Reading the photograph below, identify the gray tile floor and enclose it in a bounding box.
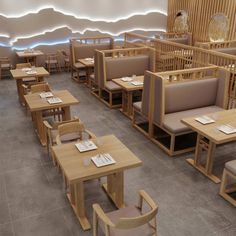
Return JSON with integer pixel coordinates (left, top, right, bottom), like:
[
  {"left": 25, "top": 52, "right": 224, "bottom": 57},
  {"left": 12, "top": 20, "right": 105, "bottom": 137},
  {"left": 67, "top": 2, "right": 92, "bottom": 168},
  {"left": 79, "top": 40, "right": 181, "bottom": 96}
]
[{"left": 0, "top": 73, "right": 235, "bottom": 236}]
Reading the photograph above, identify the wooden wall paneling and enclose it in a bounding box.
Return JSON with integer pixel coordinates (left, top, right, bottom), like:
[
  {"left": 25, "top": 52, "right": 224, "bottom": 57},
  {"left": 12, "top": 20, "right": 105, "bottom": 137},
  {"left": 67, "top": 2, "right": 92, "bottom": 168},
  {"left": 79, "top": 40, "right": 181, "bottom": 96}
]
[{"left": 167, "top": 0, "right": 236, "bottom": 43}]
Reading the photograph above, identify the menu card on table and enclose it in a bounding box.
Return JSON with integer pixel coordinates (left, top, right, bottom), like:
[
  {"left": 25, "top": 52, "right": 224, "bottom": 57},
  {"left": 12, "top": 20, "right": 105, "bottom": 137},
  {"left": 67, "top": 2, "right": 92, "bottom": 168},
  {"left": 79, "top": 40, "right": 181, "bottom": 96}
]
[
  {"left": 21, "top": 68, "right": 32, "bottom": 72},
  {"left": 121, "top": 77, "right": 133, "bottom": 82},
  {"left": 75, "top": 140, "right": 97, "bottom": 152},
  {"left": 217, "top": 124, "right": 236, "bottom": 134},
  {"left": 26, "top": 70, "right": 37, "bottom": 75},
  {"left": 131, "top": 81, "right": 143, "bottom": 86},
  {"left": 91, "top": 153, "right": 116, "bottom": 167},
  {"left": 47, "top": 97, "right": 62, "bottom": 104},
  {"left": 39, "top": 92, "right": 53, "bottom": 98},
  {"left": 195, "top": 116, "right": 215, "bottom": 125}
]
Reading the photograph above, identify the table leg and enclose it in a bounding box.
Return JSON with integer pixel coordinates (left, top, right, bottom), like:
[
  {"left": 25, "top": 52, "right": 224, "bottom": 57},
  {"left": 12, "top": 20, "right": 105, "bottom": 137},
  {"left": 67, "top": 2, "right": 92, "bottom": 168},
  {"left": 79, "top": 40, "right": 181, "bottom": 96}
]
[
  {"left": 62, "top": 106, "right": 71, "bottom": 120},
  {"left": 126, "top": 91, "right": 133, "bottom": 117},
  {"left": 121, "top": 90, "right": 128, "bottom": 113},
  {"left": 67, "top": 182, "right": 91, "bottom": 230},
  {"left": 35, "top": 111, "right": 46, "bottom": 146},
  {"left": 16, "top": 79, "right": 25, "bottom": 105},
  {"left": 205, "top": 141, "right": 216, "bottom": 175},
  {"left": 186, "top": 134, "right": 220, "bottom": 184},
  {"left": 103, "top": 171, "right": 125, "bottom": 208}
]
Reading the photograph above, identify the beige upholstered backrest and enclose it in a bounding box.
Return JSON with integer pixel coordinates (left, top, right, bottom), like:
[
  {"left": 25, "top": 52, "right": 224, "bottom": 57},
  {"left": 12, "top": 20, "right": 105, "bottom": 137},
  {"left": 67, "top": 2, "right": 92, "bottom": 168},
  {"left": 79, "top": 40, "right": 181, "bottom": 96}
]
[
  {"left": 74, "top": 43, "right": 111, "bottom": 60},
  {"left": 105, "top": 55, "right": 150, "bottom": 80},
  {"left": 164, "top": 78, "right": 219, "bottom": 113}
]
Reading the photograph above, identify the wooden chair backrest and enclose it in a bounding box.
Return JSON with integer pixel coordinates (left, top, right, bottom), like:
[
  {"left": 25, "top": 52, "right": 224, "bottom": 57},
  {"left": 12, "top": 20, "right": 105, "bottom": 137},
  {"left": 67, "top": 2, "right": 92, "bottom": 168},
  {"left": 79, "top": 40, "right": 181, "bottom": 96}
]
[
  {"left": 57, "top": 122, "right": 85, "bottom": 138},
  {"left": 16, "top": 63, "right": 31, "bottom": 69},
  {"left": 114, "top": 207, "right": 158, "bottom": 230},
  {"left": 30, "top": 83, "right": 51, "bottom": 93}
]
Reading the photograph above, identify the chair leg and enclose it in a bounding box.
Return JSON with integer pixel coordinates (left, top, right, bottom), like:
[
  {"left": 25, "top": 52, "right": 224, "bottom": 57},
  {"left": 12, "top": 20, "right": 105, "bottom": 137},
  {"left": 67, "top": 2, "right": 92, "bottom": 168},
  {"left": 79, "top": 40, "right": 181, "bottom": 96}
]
[
  {"left": 220, "top": 169, "right": 227, "bottom": 195},
  {"left": 93, "top": 211, "right": 98, "bottom": 236},
  {"left": 219, "top": 169, "right": 236, "bottom": 207}
]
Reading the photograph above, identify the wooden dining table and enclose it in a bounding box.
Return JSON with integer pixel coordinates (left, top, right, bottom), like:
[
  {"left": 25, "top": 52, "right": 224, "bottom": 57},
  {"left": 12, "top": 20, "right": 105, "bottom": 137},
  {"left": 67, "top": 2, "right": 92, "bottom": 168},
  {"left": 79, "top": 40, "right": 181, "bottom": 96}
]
[
  {"left": 182, "top": 109, "right": 236, "bottom": 183},
  {"left": 112, "top": 75, "right": 144, "bottom": 118},
  {"left": 52, "top": 134, "right": 142, "bottom": 230},
  {"left": 24, "top": 90, "right": 79, "bottom": 146},
  {"left": 78, "top": 58, "right": 94, "bottom": 87},
  {"left": 16, "top": 50, "right": 44, "bottom": 66},
  {"left": 11, "top": 67, "right": 49, "bottom": 105}
]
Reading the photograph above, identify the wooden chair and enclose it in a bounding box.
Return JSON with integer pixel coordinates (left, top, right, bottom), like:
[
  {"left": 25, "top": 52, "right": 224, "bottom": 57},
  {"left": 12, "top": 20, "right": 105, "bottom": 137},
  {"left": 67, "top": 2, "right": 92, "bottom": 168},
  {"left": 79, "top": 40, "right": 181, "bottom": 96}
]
[
  {"left": 58, "top": 50, "right": 70, "bottom": 72},
  {"left": 29, "top": 83, "right": 63, "bottom": 121},
  {"left": 43, "top": 116, "right": 81, "bottom": 160},
  {"left": 45, "top": 53, "right": 61, "bottom": 73},
  {"left": 16, "top": 63, "right": 37, "bottom": 84},
  {"left": 220, "top": 160, "right": 236, "bottom": 207},
  {"left": 56, "top": 121, "right": 96, "bottom": 145},
  {"left": 0, "top": 57, "right": 12, "bottom": 79},
  {"left": 93, "top": 190, "right": 158, "bottom": 236}
]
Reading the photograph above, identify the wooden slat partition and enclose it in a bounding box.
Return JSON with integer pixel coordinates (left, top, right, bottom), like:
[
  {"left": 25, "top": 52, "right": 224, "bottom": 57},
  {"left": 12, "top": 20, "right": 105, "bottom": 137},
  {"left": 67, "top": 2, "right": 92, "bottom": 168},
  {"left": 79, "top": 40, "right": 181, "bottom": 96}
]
[
  {"left": 124, "top": 32, "right": 236, "bottom": 108},
  {"left": 168, "top": 0, "right": 236, "bottom": 43},
  {"left": 195, "top": 40, "right": 236, "bottom": 50}
]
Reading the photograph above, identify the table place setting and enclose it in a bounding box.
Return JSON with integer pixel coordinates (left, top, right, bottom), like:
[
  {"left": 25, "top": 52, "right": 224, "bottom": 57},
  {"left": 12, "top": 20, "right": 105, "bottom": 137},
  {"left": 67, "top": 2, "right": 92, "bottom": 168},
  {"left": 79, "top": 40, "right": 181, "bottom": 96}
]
[
  {"left": 26, "top": 70, "right": 37, "bottom": 75},
  {"left": 217, "top": 124, "right": 236, "bottom": 135},
  {"left": 21, "top": 67, "right": 32, "bottom": 72},
  {"left": 47, "top": 97, "right": 63, "bottom": 104},
  {"left": 131, "top": 81, "right": 144, "bottom": 86},
  {"left": 75, "top": 140, "right": 98, "bottom": 152},
  {"left": 121, "top": 77, "right": 133, "bottom": 82},
  {"left": 195, "top": 115, "right": 215, "bottom": 124},
  {"left": 39, "top": 92, "right": 53, "bottom": 98},
  {"left": 91, "top": 153, "right": 116, "bottom": 167}
]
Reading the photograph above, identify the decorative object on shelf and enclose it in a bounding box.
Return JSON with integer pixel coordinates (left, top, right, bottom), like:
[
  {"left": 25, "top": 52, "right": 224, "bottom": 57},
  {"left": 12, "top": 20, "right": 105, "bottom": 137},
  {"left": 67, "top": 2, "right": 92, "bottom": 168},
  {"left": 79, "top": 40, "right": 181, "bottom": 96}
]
[{"left": 209, "top": 13, "right": 229, "bottom": 42}]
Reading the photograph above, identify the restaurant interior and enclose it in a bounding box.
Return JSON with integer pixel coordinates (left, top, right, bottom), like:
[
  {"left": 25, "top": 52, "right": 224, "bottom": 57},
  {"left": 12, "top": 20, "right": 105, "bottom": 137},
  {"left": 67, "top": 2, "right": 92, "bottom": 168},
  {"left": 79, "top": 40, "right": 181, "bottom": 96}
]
[{"left": 0, "top": 0, "right": 235, "bottom": 235}]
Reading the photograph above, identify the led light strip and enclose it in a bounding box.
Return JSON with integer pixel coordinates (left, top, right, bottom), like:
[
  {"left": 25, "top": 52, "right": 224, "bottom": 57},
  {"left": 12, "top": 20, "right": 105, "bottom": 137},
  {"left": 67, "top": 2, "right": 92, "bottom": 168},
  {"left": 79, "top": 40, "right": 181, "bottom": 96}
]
[{"left": 0, "top": 5, "right": 167, "bottom": 22}]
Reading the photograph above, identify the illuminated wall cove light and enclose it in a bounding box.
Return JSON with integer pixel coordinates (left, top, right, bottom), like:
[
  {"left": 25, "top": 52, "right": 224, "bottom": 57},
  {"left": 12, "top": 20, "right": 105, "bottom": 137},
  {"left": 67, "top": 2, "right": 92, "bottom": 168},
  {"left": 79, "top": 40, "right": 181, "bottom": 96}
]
[
  {"left": 0, "top": 6, "right": 167, "bottom": 50},
  {"left": 0, "top": 6, "right": 167, "bottom": 21}
]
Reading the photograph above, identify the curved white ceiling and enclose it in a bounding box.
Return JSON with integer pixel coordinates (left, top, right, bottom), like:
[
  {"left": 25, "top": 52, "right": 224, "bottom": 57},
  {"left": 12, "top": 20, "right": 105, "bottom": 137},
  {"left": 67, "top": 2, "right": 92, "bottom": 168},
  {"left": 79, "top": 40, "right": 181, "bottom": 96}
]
[
  {"left": 0, "top": 0, "right": 168, "bottom": 49},
  {"left": 0, "top": 0, "right": 167, "bottom": 20}
]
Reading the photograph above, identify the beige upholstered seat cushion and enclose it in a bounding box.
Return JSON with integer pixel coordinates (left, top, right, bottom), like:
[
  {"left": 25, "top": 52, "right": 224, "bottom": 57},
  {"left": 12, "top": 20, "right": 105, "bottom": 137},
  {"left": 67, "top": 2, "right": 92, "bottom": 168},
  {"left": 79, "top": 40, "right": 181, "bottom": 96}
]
[
  {"left": 225, "top": 160, "right": 236, "bottom": 175},
  {"left": 73, "top": 62, "right": 85, "bottom": 69},
  {"left": 105, "top": 81, "right": 122, "bottom": 91},
  {"left": 1, "top": 63, "right": 11, "bottom": 68},
  {"left": 163, "top": 106, "right": 224, "bottom": 133},
  {"left": 99, "top": 206, "right": 154, "bottom": 236},
  {"left": 133, "top": 101, "right": 142, "bottom": 111}
]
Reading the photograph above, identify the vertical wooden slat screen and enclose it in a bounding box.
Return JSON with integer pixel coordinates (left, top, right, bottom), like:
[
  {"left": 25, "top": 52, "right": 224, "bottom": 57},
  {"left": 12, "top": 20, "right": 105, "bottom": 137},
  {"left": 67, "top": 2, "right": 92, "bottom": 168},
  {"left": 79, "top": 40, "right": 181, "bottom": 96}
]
[{"left": 168, "top": 0, "right": 236, "bottom": 43}]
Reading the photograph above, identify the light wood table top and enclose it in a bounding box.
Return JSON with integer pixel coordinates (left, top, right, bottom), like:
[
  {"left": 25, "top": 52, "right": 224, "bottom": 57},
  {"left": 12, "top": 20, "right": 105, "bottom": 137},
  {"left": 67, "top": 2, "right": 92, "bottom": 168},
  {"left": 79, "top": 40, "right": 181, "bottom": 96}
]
[
  {"left": 10, "top": 67, "right": 49, "bottom": 80},
  {"left": 78, "top": 58, "right": 94, "bottom": 67},
  {"left": 16, "top": 50, "right": 44, "bottom": 58},
  {"left": 112, "top": 75, "right": 144, "bottom": 91},
  {"left": 52, "top": 135, "right": 142, "bottom": 183},
  {"left": 182, "top": 109, "right": 236, "bottom": 145},
  {"left": 24, "top": 90, "right": 79, "bottom": 112}
]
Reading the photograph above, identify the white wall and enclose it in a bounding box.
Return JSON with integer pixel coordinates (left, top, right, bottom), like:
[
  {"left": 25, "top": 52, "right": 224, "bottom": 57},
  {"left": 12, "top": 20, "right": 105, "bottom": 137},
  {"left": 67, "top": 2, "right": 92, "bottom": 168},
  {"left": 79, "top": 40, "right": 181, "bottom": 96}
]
[{"left": 0, "top": 0, "right": 168, "bottom": 63}]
